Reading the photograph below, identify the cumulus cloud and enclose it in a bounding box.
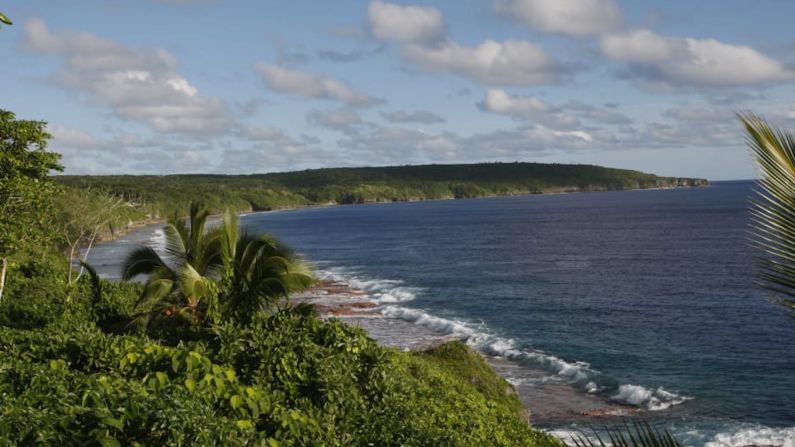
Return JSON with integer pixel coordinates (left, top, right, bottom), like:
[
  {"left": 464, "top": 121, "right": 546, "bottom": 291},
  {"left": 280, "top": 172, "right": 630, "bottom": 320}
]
[
  {"left": 463, "top": 126, "right": 594, "bottom": 157},
  {"left": 255, "top": 63, "right": 381, "bottom": 106},
  {"left": 49, "top": 125, "right": 102, "bottom": 151},
  {"left": 478, "top": 89, "right": 631, "bottom": 128},
  {"left": 495, "top": 0, "right": 622, "bottom": 36},
  {"left": 368, "top": 0, "right": 444, "bottom": 44},
  {"left": 24, "top": 18, "right": 235, "bottom": 136},
  {"left": 601, "top": 29, "right": 794, "bottom": 87},
  {"left": 479, "top": 89, "right": 549, "bottom": 115},
  {"left": 381, "top": 110, "right": 446, "bottom": 124},
  {"left": 403, "top": 39, "right": 561, "bottom": 86}
]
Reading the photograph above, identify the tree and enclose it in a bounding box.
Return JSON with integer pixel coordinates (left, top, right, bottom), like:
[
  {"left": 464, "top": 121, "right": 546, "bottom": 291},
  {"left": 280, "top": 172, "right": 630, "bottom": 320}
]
[
  {"left": 121, "top": 202, "right": 313, "bottom": 329},
  {"left": 55, "top": 188, "right": 127, "bottom": 289},
  {"left": 741, "top": 113, "right": 795, "bottom": 310},
  {"left": 122, "top": 202, "right": 220, "bottom": 327},
  {"left": 216, "top": 210, "right": 314, "bottom": 325},
  {"left": 0, "top": 109, "right": 63, "bottom": 303}
]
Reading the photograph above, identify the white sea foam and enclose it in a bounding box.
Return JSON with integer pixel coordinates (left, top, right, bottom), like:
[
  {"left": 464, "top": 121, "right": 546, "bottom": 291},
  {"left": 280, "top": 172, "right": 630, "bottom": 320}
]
[
  {"left": 381, "top": 305, "right": 596, "bottom": 382},
  {"left": 610, "top": 384, "right": 691, "bottom": 411},
  {"left": 381, "top": 303, "right": 696, "bottom": 412},
  {"left": 704, "top": 426, "right": 795, "bottom": 447},
  {"left": 324, "top": 267, "right": 694, "bottom": 413},
  {"left": 317, "top": 268, "right": 421, "bottom": 304}
]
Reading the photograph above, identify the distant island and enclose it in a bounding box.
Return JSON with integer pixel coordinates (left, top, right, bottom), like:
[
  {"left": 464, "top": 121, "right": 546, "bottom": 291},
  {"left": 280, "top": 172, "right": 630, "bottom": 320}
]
[{"left": 57, "top": 162, "right": 708, "bottom": 219}]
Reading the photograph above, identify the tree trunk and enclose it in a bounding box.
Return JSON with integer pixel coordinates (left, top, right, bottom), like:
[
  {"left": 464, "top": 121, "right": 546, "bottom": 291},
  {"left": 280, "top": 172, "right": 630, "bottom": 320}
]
[
  {"left": 0, "top": 257, "right": 7, "bottom": 305},
  {"left": 76, "top": 230, "right": 98, "bottom": 282},
  {"left": 67, "top": 241, "right": 77, "bottom": 287}
]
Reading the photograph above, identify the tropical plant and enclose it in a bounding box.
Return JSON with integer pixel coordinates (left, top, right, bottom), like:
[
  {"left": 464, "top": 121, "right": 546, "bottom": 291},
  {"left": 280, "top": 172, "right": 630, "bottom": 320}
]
[
  {"left": 570, "top": 421, "right": 682, "bottom": 447},
  {"left": 217, "top": 210, "right": 314, "bottom": 325},
  {"left": 121, "top": 203, "right": 313, "bottom": 328},
  {"left": 741, "top": 113, "right": 795, "bottom": 310},
  {"left": 121, "top": 202, "right": 219, "bottom": 327}
]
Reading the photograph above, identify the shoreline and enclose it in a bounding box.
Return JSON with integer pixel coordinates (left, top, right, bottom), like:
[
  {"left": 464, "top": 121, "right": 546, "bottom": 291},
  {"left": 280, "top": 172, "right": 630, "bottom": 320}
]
[
  {"left": 102, "top": 182, "right": 711, "bottom": 242},
  {"left": 87, "top": 184, "right": 707, "bottom": 427},
  {"left": 293, "top": 277, "right": 641, "bottom": 425}
]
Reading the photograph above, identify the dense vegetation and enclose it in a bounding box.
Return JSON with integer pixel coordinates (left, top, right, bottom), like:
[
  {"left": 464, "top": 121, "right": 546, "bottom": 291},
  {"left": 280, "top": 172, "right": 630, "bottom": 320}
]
[
  {"left": 57, "top": 163, "right": 707, "bottom": 220},
  {"left": 1, "top": 109, "right": 561, "bottom": 445}
]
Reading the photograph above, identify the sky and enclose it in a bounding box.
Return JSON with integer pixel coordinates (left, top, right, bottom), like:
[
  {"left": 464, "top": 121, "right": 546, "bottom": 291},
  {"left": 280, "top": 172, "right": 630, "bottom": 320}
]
[{"left": 2, "top": 1, "right": 795, "bottom": 180}]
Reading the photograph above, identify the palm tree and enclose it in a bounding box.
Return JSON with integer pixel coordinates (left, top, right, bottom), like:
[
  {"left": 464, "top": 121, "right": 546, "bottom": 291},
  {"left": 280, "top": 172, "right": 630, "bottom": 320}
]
[
  {"left": 122, "top": 203, "right": 314, "bottom": 328},
  {"left": 741, "top": 113, "right": 795, "bottom": 310},
  {"left": 122, "top": 202, "right": 221, "bottom": 326},
  {"left": 217, "top": 210, "right": 315, "bottom": 325}
]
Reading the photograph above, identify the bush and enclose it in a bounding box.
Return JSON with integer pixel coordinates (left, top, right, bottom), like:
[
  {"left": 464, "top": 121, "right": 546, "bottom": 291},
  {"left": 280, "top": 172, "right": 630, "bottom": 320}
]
[{"left": 0, "top": 305, "right": 559, "bottom": 446}]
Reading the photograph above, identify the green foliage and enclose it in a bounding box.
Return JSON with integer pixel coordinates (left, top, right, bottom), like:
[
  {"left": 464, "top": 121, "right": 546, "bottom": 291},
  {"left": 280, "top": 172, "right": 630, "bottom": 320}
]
[
  {"left": 0, "top": 301, "right": 558, "bottom": 446},
  {"left": 0, "top": 109, "right": 63, "bottom": 259},
  {"left": 0, "top": 257, "right": 69, "bottom": 329},
  {"left": 55, "top": 162, "right": 707, "bottom": 218},
  {"left": 741, "top": 114, "right": 795, "bottom": 309},
  {"left": 122, "top": 203, "right": 313, "bottom": 331},
  {"left": 0, "top": 11, "right": 11, "bottom": 27}
]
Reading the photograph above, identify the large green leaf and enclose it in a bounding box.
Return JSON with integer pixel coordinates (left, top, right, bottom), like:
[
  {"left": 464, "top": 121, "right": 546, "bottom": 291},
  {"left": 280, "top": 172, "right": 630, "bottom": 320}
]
[{"left": 741, "top": 113, "right": 795, "bottom": 309}]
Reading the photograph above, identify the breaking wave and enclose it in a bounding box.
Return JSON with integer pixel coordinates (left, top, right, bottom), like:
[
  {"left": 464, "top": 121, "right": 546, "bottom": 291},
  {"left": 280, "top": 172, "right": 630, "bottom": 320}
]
[
  {"left": 318, "top": 267, "right": 421, "bottom": 304},
  {"left": 704, "top": 425, "right": 795, "bottom": 447},
  {"left": 381, "top": 304, "right": 691, "bottom": 411}
]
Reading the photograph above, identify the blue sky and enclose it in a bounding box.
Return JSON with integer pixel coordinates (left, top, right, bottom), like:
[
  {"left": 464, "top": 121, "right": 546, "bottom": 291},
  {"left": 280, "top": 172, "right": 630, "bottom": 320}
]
[{"left": 2, "top": 0, "right": 795, "bottom": 180}]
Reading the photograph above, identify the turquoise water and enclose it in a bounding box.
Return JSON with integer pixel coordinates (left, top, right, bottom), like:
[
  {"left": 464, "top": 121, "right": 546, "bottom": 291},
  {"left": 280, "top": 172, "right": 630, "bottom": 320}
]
[{"left": 90, "top": 181, "right": 795, "bottom": 445}]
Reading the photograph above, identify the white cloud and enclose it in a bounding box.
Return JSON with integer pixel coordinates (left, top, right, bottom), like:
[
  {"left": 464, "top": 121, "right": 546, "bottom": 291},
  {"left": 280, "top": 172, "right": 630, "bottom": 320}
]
[
  {"left": 495, "top": 0, "right": 621, "bottom": 36},
  {"left": 601, "top": 29, "right": 675, "bottom": 63},
  {"left": 49, "top": 125, "right": 101, "bottom": 150},
  {"left": 479, "top": 89, "right": 549, "bottom": 115},
  {"left": 478, "top": 90, "right": 631, "bottom": 129},
  {"left": 403, "top": 39, "right": 560, "bottom": 86},
  {"left": 368, "top": 0, "right": 444, "bottom": 44},
  {"left": 24, "top": 18, "right": 234, "bottom": 136},
  {"left": 601, "top": 29, "right": 794, "bottom": 87},
  {"left": 255, "top": 63, "right": 380, "bottom": 106}
]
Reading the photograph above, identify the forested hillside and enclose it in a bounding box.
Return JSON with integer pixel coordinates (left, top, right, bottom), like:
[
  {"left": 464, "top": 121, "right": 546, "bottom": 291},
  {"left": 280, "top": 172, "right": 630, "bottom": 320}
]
[{"left": 57, "top": 162, "right": 707, "bottom": 218}]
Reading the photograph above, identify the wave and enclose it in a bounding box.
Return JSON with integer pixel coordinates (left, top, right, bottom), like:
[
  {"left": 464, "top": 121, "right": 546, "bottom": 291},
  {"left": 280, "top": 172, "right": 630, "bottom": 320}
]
[
  {"left": 318, "top": 267, "right": 421, "bottom": 304},
  {"left": 313, "top": 266, "right": 691, "bottom": 412},
  {"left": 610, "top": 384, "right": 692, "bottom": 411},
  {"left": 381, "top": 304, "right": 691, "bottom": 411},
  {"left": 704, "top": 425, "right": 795, "bottom": 447}
]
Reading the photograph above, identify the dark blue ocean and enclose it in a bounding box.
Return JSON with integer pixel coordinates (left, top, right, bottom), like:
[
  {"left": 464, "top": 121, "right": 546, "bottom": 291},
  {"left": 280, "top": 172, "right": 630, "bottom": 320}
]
[{"left": 91, "top": 181, "right": 795, "bottom": 446}]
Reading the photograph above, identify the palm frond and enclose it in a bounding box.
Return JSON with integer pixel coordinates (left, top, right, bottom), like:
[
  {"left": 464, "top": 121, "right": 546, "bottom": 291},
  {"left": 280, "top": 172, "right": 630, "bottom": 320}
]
[
  {"left": 741, "top": 113, "right": 795, "bottom": 309},
  {"left": 569, "top": 421, "right": 682, "bottom": 447},
  {"left": 121, "top": 246, "right": 172, "bottom": 281},
  {"left": 162, "top": 223, "right": 188, "bottom": 262},
  {"left": 135, "top": 278, "right": 174, "bottom": 313},
  {"left": 220, "top": 208, "right": 239, "bottom": 268}
]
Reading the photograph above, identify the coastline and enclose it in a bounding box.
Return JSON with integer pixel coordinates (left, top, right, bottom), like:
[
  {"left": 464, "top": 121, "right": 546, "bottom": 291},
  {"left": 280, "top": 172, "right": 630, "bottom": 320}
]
[
  {"left": 107, "top": 181, "right": 711, "bottom": 242},
  {"left": 84, "top": 182, "right": 795, "bottom": 446},
  {"left": 86, "top": 184, "right": 708, "bottom": 428},
  {"left": 293, "top": 277, "right": 639, "bottom": 425}
]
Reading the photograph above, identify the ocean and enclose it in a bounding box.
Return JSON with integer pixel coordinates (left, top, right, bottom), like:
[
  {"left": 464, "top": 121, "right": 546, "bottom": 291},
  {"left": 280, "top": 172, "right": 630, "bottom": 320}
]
[{"left": 88, "top": 180, "right": 795, "bottom": 446}]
